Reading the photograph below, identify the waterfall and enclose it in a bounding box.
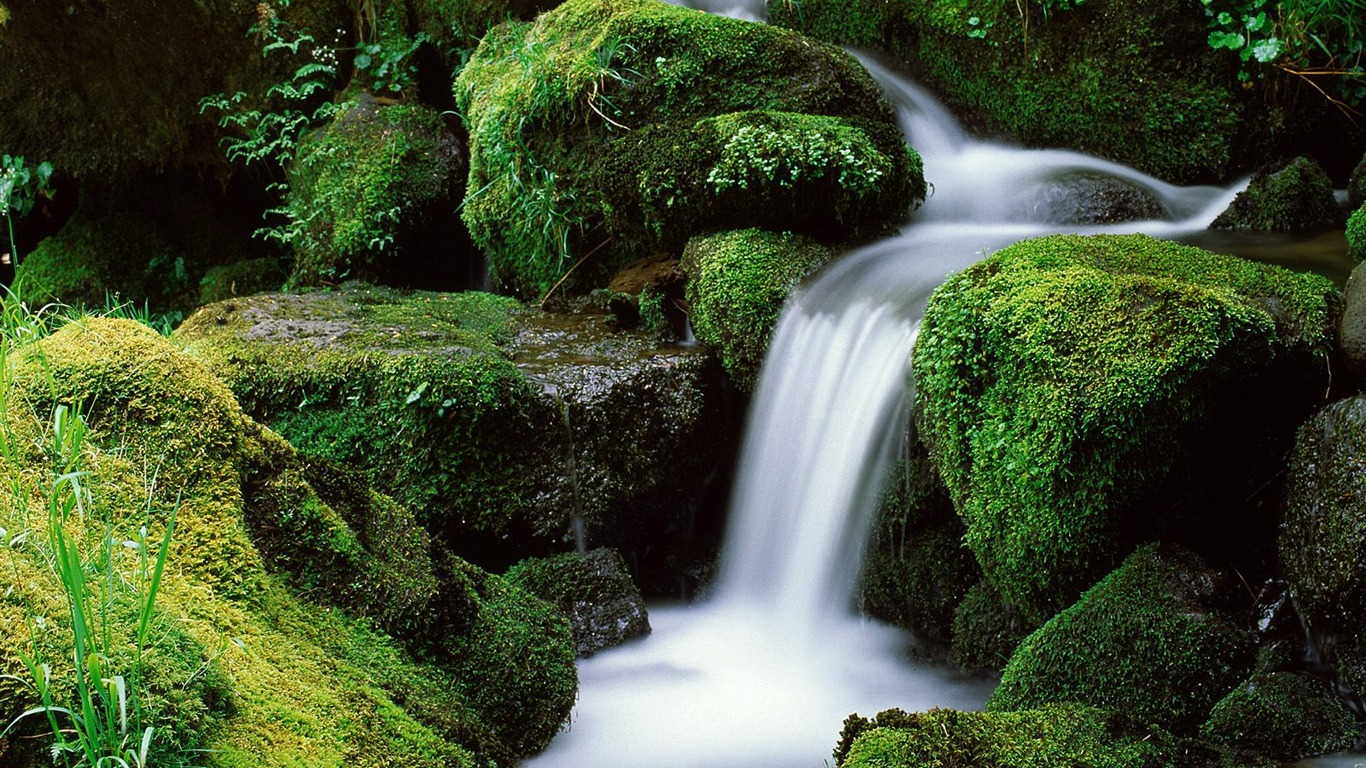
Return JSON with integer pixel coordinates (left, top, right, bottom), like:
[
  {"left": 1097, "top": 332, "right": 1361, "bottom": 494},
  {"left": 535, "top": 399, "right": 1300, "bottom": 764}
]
[{"left": 528, "top": 8, "right": 1253, "bottom": 768}]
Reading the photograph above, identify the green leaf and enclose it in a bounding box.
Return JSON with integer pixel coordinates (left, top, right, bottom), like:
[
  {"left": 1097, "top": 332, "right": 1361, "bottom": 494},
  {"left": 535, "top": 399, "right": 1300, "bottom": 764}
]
[
  {"left": 1244, "top": 11, "right": 1266, "bottom": 31},
  {"left": 1208, "top": 30, "right": 1246, "bottom": 50},
  {"left": 405, "top": 381, "right": 429, "bottom": 404},
  {"left": 1217, "top": 11, "right": 1233, "bottom": 24},
  {"left": 1250, "top": 36, "right": 1284, "bottom": 62},
  {"left": 354, "top": 52, "right": 372, "bottom": 69}
]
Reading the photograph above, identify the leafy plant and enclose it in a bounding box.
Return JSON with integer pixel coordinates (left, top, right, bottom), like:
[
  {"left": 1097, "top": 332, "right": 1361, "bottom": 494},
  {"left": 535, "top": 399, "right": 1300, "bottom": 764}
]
[
  {"left": 1202, "top": 0, "right": 1366, "bottom": 108},
  {"left": 0, "top": 155, "right": 54, "bottom": 267}
]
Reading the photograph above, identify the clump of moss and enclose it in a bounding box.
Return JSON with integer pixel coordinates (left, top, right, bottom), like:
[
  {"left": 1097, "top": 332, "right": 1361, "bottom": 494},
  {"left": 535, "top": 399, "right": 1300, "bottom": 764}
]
[
  {"left": 1200, "top": 671, "right": 1362, "bottom": 764},
  {"left": 989, "top": 544, "right": 1256, "bottom": 736},
  {"left": 505, "top": 547, "right": 651, "bottom": 656},
  {"left": 284, "top": 98, "right": 466, "bottom": 289},
  {"left": 1210, "top": 156, "right": 1345, "bottom": 232},
  {"left": 949, "top": 580, "right": 1035, "bottom": 673},
  {"left": 913, "top": 233, "right": 1338, "bottom": 620},
  {"left": 455, "top": 0, "right": 916, "bottom": 298},
  {"left": 199, "top": 258, "right": 289, "bottom": 305},
  {"left": 770, "top": 0, "right": 1242, "bottom": 183},
  {"left": 834, "top": 704, "right": 1180, "bottom": 768},
  {"left": 1347, "top": 204, "right": 1365, "bottom": 263},
  {"left": 682, "top": 228, "right": 837, "bottom": 391}
]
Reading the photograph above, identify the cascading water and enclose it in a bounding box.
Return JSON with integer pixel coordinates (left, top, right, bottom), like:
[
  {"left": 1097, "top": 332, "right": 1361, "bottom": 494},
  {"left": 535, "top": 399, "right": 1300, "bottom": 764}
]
[{"left": 528, "top": 5, "right": 1255, "bottom": 767}]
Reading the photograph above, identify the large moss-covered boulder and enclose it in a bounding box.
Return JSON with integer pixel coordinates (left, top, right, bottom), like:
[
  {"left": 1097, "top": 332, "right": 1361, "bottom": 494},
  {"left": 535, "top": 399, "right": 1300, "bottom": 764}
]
[
  {"left": 284, "top": 98, "right": 470, "bottom": 290},
  {"left": 989, "top": 544, "right": 1257, "bottom": 736},
  {"left": 833, "top": 705, "right": 1180, "bottom": 768},
  {"left": 769, "top": 0, "right": 1242, "bottom": 183},
  {"left": 1210, "top": 156, "right": 1345, "bottom": 232},
  {"left": 1200, "top": 671, "right": 1362, "bottom": 764},
  {"left": 681, "top": 228, "right": 838, "bottom": 392},
  {"left": 0, "top": 316, "right": 576, "bottom": 766},
  {"left": 455, "top": 0, "right": 921, "bottom": 299},
  {"left": 913, "top": 233, "right": 1338, "bottom": 620},
  {"left": 174, "top": 284, "right": 731, "bottom": 579},
  {"left": 949, "top": 579, "right": 1035, "bottom": 673},
  {"left": 1279, "top": 396, "right": 1366, "bottom": 633},
  {"left": 505, "top": 547, "right": 651, "bottom": 656}
]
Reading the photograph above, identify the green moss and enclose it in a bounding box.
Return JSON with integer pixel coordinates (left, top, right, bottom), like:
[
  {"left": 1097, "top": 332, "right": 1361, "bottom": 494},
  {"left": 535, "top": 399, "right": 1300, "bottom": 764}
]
[
  {"left": 912, "top": 233, "right": 1338, "bottom": 619},
  {"left": 505, "top": 547, "right": 651, "bottom": 655},
  {"left": 681, "top": 228, "right": 837, "bottom": 391},
  {"left": 455, "top": 0, "right": 913, "bottom": 298},
  {"left": 949, "top": 580, "right": 1035, "bottom": 673},
  {"left": 199, "top": 258, "right": 290, "bottom": 305},
  {"left": 285, "top": 99, "right": 465, "bottom": 288},
  {"left": 1211, "top": 156, "right": 1345, "bottom": 231},
  {"left": 835, "top": 704, "right": 1179, "bottom": 768},
  {"left": 989, "top": 544, "right": 1256, "bottom": 736},
  {"left": 770, "top": 0, "right": 1241, "bottom": 183},
  {"left": 1200, "top": 671, "right": 1362, "bottom": 764},
  {"left": 1347, "top": 203, "right": 1365, "bottom": 263}
]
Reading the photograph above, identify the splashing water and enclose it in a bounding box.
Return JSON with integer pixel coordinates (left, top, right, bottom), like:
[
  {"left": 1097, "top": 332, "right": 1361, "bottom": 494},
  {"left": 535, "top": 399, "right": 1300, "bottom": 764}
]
[{"left": 528, "top": 9, "right": 1253, "bottom": 768}]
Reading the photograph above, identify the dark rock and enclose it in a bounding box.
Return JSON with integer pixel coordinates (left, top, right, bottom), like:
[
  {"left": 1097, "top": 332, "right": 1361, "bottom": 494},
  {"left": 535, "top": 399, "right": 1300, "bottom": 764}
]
[
  {"left": 1338, "top": 260, "right": 1366, "bottom": 382},
  {"left": 1013, "top": 173, "right": 1164, "bottom": 224},
  {"left": 505, "top": 547, "right": 651, "bottom": 656},
  {"left": 602, "top": 254, "right": 688, "bottom": 340},
  {"left": 1210, "top": 156, "right": 1345, "bottom": 232}
]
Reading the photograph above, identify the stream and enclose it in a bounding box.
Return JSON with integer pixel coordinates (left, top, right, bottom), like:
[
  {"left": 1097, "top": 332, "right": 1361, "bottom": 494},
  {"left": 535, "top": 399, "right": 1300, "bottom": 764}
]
[{"left": 527, "top": 2, "right": 1357, "bottom": 766}]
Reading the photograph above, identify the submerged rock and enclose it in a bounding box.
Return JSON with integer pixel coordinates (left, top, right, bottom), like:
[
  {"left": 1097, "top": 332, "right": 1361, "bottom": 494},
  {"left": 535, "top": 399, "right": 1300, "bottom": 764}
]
[
  {"left": 989, "top": 544, "right": 1257, "bottom": 737},
  {"left": 913, "top": 233, "right": 1339, "bottom": 620},
  {"left": 1210, "top": 156, "right": 1344, "bottom": 232},
  {"left": 175, "top": 284, "right": 732, "bottom": 582},
  {"left": 1012, "top": 173, "right": 1164, "bottom": 225},
  {"left": 505, "top": 547, "right": 651, "bottom": 656},
  {"left": 455, "top": 0, "right": 920, "bottom": 298}
]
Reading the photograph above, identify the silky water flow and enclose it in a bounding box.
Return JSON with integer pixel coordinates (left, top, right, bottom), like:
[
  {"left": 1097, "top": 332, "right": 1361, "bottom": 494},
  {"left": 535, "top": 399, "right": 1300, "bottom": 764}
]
[{"left": 529, "top": 4, "right": 1251, "bottom": 765}]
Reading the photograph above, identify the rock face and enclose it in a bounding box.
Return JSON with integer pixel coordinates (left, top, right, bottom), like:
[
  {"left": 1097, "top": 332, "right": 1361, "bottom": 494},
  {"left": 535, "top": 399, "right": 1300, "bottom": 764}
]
[
  {"left": 1210, "top": 156, "right": 1345, "bottom": 232},
  {"left": 0, "top": 317, "right": 576, "bottom": 766},
  {"left": 1280, "top": 396, "right": 1366, "bottom": 633},
  {"left": 455, "top": 0, "right": 922, "bottom": 299},
  {"left": 1338, "top": 262, "right": 1366, "bottom": 387},
  {"left": 175, "top": 284, "right": 733, "bottom": 583},
  {"left": 505, "top": 547, "right": 651, "bottom": 656},
  {"left": 989, "top": 544, "right": 1257, "bottom": 737},
  {"left": 913, "top": 233, "right": 1339, "bottom": 621},
  {"left": 285, "top": 98, "right": 472, "bottom": 291}
]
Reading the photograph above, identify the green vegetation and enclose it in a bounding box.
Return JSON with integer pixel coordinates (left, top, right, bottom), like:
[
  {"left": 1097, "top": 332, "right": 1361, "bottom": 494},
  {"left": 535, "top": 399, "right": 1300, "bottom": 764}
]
[
  {"left": 913, "top": 234, "right": 1337, "bottom": 620},
  {"left": 278, "top": 99, "right": 464, "bottom": 287},
  {"left": 681, "top": 228, "right": 837, "bottom": 392},
  {"left": 456, "top": 0, "right": 916, "bottom": 299},
  {"left": 949, "top": 580, "right": 1035, "bottom": 673},
  {"left": 1201, "top": 671, "right": 1362, "bottom": 763},
  {"left": 0, "top": 154, "right": 52, "bottom": 266},
  {"left": 989, "top": 544, "right": 1257, "bottom": 736},
  {"left": 505, "top": 547, "right": 650, "bottom": 656},
  {"left": 1348, "top": 203, "right": 1365, "bottom": 262},
  {"left": 834, "top": 704, "right": 1179, "bottom": 768}
]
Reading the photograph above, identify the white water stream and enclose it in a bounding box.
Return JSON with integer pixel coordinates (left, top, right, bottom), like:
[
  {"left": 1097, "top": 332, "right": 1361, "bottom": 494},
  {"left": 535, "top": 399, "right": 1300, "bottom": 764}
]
[{"left": 527, "top": 3, "right": 1265, "bottom": 767}]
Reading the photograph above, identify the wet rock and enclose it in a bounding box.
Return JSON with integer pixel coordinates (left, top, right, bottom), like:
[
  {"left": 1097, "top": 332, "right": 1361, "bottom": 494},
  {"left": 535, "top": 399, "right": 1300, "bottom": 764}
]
[
  {"left": 1013, "top": 173, "right": 1163, "bottom": 224},
  {"left": 1338, "top": 260, "right": 1366, "bottom": 382},
  {"left": 1280, "top": 396, "right": 1366, "bottom": 633},
  {"left": 602, "top": 254, "right": 689, "bottom": 340},
  {"left": 1349, "top": 152, "right": 1366, "bottom": 210},
  {"left": 505, "top": 547, "right": 651, "bottom": 656},
  {"left": 1210, "top": 156, "right": 1344, "bottom": 232},
  {"left": 950, "top": 580, "right": 1035, "bottom": 674},
  {"left": 176, "top": 284, "right": 733, "bottom": 579},
  {"left": 1201, "top": 671, "right": 1362, "bottom": 764},
  {"left": 989, "top": 544, "right": 1257, "bottom": 737}
]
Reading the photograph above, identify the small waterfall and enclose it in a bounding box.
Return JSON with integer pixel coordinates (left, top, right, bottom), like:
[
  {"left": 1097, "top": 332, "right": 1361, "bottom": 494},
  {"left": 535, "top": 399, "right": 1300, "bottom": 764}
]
[
  {"left": 529, "top": 18, "right": 1261, "bottom": 768},
  {"left": 664, "top": 0, "right": 766, "bottom": 21}
]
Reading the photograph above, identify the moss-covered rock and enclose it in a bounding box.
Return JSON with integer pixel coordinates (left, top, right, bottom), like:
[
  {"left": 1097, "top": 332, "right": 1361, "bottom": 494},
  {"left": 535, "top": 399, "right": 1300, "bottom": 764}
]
[
  {"left": 1348, "top": 152, "right": 1366, "bottom": 210},
  {"left": 1201, "top": 671, "right": 1362, "bottom": 764},
  {"left": 913, "top": 233, "right": 1338, "bottom": 620},
  {"left": 989, "top": 544, "right": 1257, "bottom": 736},
  {"left": 1210, "top": 156, "right": 1345, "bottom": 232},
  {"left": 199, "top": 257, "right": 290, "bottom": 305},
  {"left": 949, "top": 580, "right": 1035, "bottom": 673},
  {"left": 1348, "top": 203, "right": 1365, "bottom": 263},
  {"left": 601, "top": 254, "right": 689, "bottom": 339},
  {"left": 505, "top": 547, "right": 651, "bottom": 656},
  {"left": 834, "top": 704, "right": 1181, "bottom": 768},
  {"left": 455, "top": 0, "right": 920, "bottom": 298},
  {"left": 284, "top": 98, "right": 469, "bottom": 290},
  {"left": 1279, "top": 396, "right": 1366, "bottom": 633},
  {"left": 175, "top": 284, "right": 732, "bottom": 581},
  {"left": 859, "top": 445, "right": 980, "bottom": 646},
  {"left": 0, "top": 316, "right": 577, "bottom": 765},
  {"left": 681, "top": 228, "right": 838, "bottom": 392},
  {"left": 769, "top": 0, "right": 1241, "bottom": 184},
  {"left": 414, "top": 0, "right": 562, "bottom": 70}
]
